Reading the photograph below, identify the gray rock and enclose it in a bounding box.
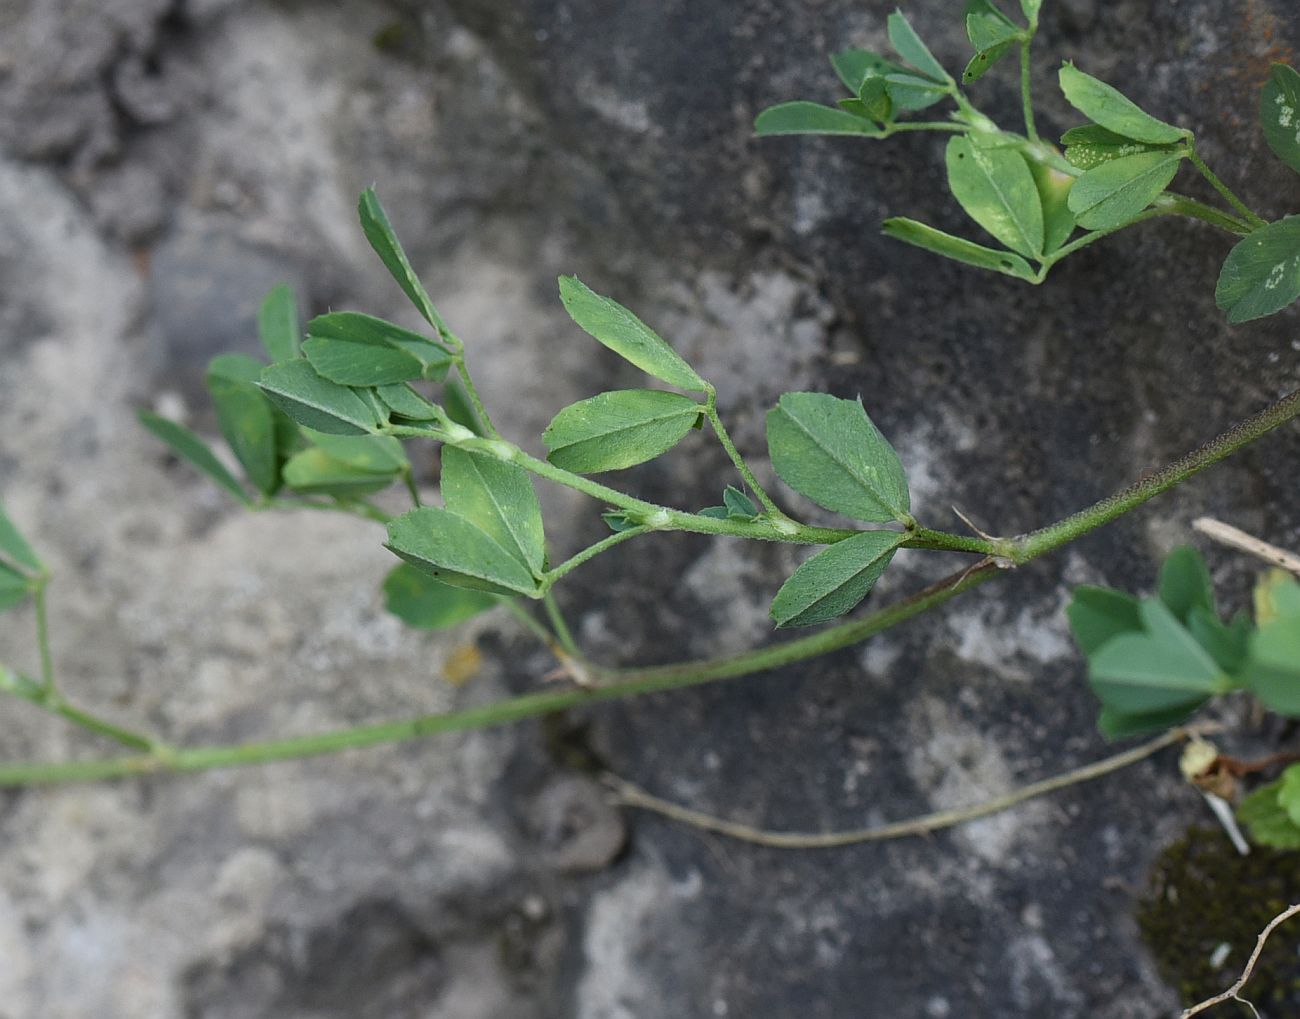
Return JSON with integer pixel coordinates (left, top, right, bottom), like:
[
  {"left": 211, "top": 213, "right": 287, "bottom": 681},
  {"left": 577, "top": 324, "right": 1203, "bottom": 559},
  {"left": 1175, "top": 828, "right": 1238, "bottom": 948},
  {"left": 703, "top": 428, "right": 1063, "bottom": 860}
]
[{"left": 0, "top": 0, "right": 1297, "bottom": 1017}]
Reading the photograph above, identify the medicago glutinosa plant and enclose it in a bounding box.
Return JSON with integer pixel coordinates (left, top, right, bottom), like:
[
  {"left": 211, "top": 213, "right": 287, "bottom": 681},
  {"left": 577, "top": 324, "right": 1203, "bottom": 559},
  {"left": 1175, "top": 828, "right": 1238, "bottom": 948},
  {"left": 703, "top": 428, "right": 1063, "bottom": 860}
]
[{"left": 0, "top": 0, "right": 1297, "bottom": 869}]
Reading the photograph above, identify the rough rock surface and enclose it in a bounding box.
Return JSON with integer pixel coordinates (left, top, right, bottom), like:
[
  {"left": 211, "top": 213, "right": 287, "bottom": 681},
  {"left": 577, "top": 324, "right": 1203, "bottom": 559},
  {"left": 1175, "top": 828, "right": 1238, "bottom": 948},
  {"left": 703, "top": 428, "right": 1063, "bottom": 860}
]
[{"left": 0, "top": 1, "right": 1297, "bottom": 1016}]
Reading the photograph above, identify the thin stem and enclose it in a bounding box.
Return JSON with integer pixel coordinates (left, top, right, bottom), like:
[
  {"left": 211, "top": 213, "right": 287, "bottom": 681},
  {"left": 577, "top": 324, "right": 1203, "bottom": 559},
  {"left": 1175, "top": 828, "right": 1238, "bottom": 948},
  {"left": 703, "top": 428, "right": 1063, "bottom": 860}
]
[
  {"left": 4, "top": 674, "right": 167, "bottom": 754},
  {"left": 1018, "top": 38, "right": 1038, "bottom": 143},
  {"left": 268, "top": 496, "right": 393, "bottom": 525},
  {"left": 703, "top": 396, "right": 783, "bottom": 517},
  {"left": 903, "top": 527, "right": 998, "bottom": 556},
  {"left": 1012, "top": 387, "right": 1300, "bottom": 562},
  {"left": 0, "top": 562, "right": 1001, "bottom": 786},
  {"left": 2, "top": 388, "right": 1296, "bottom": 786},
  {"left": 508, "top": 447, "right": 858, "bottom": 545},
  {"left": 1161, "top": 193, "right": 1253, "bottom": 235},
  {"left": 542, "top": 592, "right": 581, "bottom": 657},
  {"left": 403, "top": 470, "right": 422, "bottom": 508},
  {"left": 605, "top": 726, "right": 1194, "bottom": 849},
  {"left": 453, "top": 358, "right": 501, "bottom": 440},
  {"left": 33, "top": 583, "right": 55, "bottom": 694},
  {"left": 542, "top": 527, "right": 651, "bottom": 590},
  {"left": 500, "top": 599, "right": 561, "bottom": 649},
  {"left": 1039, "top": 210, "right": 1165, "bottom": 268},
  {"left": 880, "top": 121, "right": 968, "bottom": 136},
  {"left": 1187, "top": 147, "right": 1268, "bottom": 230},
  {"left": 1181, "top": 904, "right": 1300, "bottom": 1018}
]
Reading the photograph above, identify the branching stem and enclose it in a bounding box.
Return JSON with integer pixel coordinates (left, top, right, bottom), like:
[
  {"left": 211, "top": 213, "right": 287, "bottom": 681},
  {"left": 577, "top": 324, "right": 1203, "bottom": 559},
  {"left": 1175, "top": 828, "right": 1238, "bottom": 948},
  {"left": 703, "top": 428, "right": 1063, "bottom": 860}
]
[{"left": 2, "top": 388, "right": 1296, "bottom": 785}]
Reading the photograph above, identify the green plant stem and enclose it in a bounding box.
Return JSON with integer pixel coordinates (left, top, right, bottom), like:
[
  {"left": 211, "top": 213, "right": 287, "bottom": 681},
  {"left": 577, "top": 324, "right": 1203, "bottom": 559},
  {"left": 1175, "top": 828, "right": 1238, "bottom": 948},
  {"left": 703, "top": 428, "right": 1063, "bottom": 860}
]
[
  {"left": 1161, "top": 193, "right": 1252, "bottom": 235},
  {"left": 1186, "top": 147, "right": 1268, "bottom": 230},
  {"left": 33, "top": 583, "right": 55, "bottom": 694},
  {"left": 880, "top": 121, "right": 967, "bottom": 136},
  {"left": 6, "top": 675, "right": 166, "bottom": 754},
  {"left": 5, "top": 388, "right": 1296, "bottom": 786},
  {"left": 1039, "top": 210, "right": 1165, "bottom": 269},
  {"left": 542, "top": 592, "right": 581, "bottom": 657},
  {"left": 0, "top": 562, "right": 1000, "bottom": 786},
  {"left": 1018, "top": 38, "right": 1038, "bottom": 144},
  {"left": 452, "top": 357, "right": 501, "bottom": 440},
  {"left": 703, "top": 396, "right": 783, "bottom": 517},
  {"left": 402, "top": 470, "right": 422, "bottom": 508},
  {"left": 504, "top": 446, "right": 859, "bottom": 545},
  {"left": 904, "top": 526, "right": 998, "bottom": 556},
  {"left": 500, "top": 599, "right": 561, "bottom": 649},
  {"left": 268, "top": 496, "right": 393, "bottom": 524},
  {"left": 1012, "top": 386, "right": 1300, "bottom": 562},
  {"left": 542, "top": 527, "right": 651, "bottom": 589}
]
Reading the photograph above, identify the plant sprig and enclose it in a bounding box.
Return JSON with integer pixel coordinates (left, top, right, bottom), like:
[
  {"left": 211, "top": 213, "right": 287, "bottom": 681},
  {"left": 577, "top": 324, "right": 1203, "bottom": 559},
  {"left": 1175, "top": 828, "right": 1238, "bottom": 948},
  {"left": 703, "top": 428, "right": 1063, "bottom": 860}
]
[{"left": 755, "top": 2, "right": 1300, "bottom": 321}]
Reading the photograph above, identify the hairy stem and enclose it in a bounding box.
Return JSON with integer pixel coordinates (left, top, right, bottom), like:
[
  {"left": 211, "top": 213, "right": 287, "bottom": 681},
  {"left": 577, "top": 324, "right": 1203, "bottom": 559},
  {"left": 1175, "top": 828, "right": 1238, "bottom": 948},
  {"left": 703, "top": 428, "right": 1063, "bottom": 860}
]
[
  {"left": 3, "top": 389, "right": 1296, "bottom": 785},
  {"left": 542, "top": 592, "right": 582, "bottom": 657},
  {"left": 1012, "top": 387, "right": 1300, "bottom": 562},
  {"left": 542, "top": 527, "right": 651, "bottom": 589},
  {"left": 703, "top": 395, "right": 783, "bottom": 517}
]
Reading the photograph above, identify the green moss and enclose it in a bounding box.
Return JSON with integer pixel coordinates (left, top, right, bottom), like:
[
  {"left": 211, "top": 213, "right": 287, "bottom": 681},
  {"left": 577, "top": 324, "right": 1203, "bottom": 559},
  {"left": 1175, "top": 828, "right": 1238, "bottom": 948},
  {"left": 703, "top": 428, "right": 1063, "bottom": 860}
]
[{"left": 1138, "top": 826, "right": 1300, "bottom": 1016}]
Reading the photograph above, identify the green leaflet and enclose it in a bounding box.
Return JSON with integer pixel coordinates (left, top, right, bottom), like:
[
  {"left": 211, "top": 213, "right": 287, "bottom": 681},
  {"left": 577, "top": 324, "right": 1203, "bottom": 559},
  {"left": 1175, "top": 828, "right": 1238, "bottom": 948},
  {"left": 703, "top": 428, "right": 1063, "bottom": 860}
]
[
  {"left": 1067, "top": 150, "right": 1183, "bottom": 230},
  {"left": 1156, "top": 545, "right": 1216, "bottom": 624},
  {"left": 375, "top": 383, "right": 445, "bottom": 423},
  {"left": 1087, "top": 599, "right": 1224, "bottom": 717},
  {"left": 257, "top": 283, "right": 300, "bottom": 363},
  {"left": 441, "top": 447, "right": 546, "bottom": 577},
  {"left": 1066, "top": 586, "right": 1142, "bottom": 657},
  {"left": 301, "top": 430, "right": 408, "bottom": 474},
  {"left": 1241, "top": 578, "right": 1300, "bottom": 715},
  {"left": 1058, "top": 64, "right": 1190, "bottom": 145},
  {"left": 0, "top": 563, "right": 31, "bottom": 613},
  {"left": 385, "top": 506, "right": 541, "bottom": 597},
  {"left": 383, "top": 563, "right": 499, "bottom": 630},
  {"left": 1019, "top": 0, "right": 1042, "bottom": 18},
  {"left": 358, "top": 188, "right": 446, "bottom": 334},
  {"left": 1096, "top": 704, "right": 1203, "bottom": 741},
  {"left": 1215, "top": 216, "right": 1300, "bottom": 324},
  {"left": 830, "top": 49, "right": 905, "bottom": 94},
  {"left": 755, "top": 101, "right": 886, "bottom": 136},
  {"left": 0, "top": 502, "right": 42, "bottom": 577},
  {"left": 1260, "top": 63, "right": 1300, "bottom": 176},
  {"left": 770, "top": 530, "right": 904, "bottom": 627},
  {"left": 543, "top": 389, "right": 703, "bottom": 474},
  {"left": 855, "top": 76, "right": 893, "bottom": 122},
  {"left": 882, "top": 218, "right": 1039, "bottom": 281},
  {"left": 1060, "top": 124, "right": 1176, "bottom": 172},
  {"left": 303, "top": 312, "right": 452, "bottom": 386},
  {"left": 945, "top": 136, "right": 1043, "bottom": 258},
  {"left": 281, "top": 448, "right": 394, "bottom": 498},
  {"left": 444, "top": 379, "right": 487, "bottom": 436},
  {"left": 1238, "top": 771, "right": 1300, "bottom": 849},
  {"left": 886, "top": 9, "right": 948, "bottom": 84},
  {"left": 208, "top": 354, "right": 280, "bottom": 496},
  {"left": 766, "top": 392, "right": 910, "bottom": 524},
  {"left": 962, "top": 0, "right": 1020, "bottom": 84},
  {"left": 258, "top": 360, "right": 381, "bottom": 436},
  {"left": 557, "top": 277, "right": 707, "bottom": 392},
  {"left": 883, "top": 74, "right": 948, "bottom": 112},
  {"left": 138, "top": 411, "right": 251, "bottom": 506}
]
